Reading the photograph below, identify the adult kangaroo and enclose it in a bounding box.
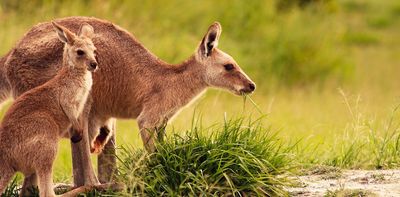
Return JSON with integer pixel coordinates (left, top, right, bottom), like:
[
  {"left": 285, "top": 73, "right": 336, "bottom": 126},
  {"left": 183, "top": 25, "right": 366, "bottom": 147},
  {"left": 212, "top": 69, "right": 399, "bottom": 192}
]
[{"left": 0, "top": 17, "right": 255, "bottom": 189}]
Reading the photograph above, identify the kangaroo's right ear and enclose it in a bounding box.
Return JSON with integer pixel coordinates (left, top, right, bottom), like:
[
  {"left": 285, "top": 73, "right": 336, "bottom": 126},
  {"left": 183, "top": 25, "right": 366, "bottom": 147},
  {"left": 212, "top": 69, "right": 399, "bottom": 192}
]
[
  {"left": 52, "top": 21, "right": 76, "bottom": 44},
  {"left": 199, "top": 22, "right": 222, "bottom": 58},
  {"left": 78, "top": 23, "right": 94, "bottom": 39}
]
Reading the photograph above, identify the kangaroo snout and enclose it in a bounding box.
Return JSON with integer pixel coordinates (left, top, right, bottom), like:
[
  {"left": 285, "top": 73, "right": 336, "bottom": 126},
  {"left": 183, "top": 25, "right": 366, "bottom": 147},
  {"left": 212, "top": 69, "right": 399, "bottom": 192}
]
[
  {"left": 249, "top": 83, "right": 256, "bottom": 91},
  {"left": 88, "top": 61, "right": 98, "bottom": 72},
  {"left": 240, "top": 82, "right": 256, "bottom": 94}
]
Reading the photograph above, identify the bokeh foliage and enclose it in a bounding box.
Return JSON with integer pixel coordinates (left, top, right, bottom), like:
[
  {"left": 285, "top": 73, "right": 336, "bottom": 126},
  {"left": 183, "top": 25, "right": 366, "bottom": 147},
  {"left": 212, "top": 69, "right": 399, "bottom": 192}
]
[{"left": 0, "top": 0, "right": 354, "bottom": 87}]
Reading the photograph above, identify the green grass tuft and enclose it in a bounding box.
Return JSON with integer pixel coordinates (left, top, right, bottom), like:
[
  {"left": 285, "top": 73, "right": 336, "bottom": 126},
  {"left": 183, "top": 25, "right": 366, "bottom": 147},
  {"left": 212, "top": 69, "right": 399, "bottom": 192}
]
[
  {"left": 1, "top": 178, "right": 20, "bottom": 197},
  {"left": 116, "top": 118, "right": 296, "bottom": 196}
]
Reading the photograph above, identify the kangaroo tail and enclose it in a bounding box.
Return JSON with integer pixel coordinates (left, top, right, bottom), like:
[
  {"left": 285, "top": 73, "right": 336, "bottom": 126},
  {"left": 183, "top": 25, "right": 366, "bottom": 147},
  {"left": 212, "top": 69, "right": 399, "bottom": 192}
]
[
  {"left": 58, "top": 185, "right": 93, "bottom": 197},
  {"left": 0, "top": 53, "right": 11, "bottom": 104},
  {"left": 59, "top": 183, "right": 125, "bottom": 197}
]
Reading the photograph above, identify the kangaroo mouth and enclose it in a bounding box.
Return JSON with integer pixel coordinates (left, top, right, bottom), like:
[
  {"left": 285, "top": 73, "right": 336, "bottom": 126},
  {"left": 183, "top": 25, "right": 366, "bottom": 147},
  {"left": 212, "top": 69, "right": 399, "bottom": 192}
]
[
  {"left": 233, "top": 88, "right": 254, "bottom": 96},
  {"left": 88, "top": 67, "right": 98, "bottom": 72},
  {"left": 233, "top": 89, "right": 247, "bottom": 96},
  {"left": 240, "top": 89, "right": 254, "bottom": 95}
]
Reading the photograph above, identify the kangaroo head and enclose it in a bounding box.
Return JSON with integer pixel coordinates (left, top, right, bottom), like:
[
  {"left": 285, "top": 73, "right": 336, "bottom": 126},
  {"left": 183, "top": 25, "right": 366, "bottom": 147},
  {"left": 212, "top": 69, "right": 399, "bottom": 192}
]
[
  {"left": 196, "top": 22, "right": 255, "bottom": 95},
  {"left": 52, "top": 22, "right": 98, "bottom": 72}
]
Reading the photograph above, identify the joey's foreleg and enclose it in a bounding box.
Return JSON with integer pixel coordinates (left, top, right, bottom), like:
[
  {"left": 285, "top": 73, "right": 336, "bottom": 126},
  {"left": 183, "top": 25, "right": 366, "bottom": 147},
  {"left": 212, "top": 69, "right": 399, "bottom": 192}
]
[
  {"left": 61, "top": 103, "right": 84, "bottom": 143},
  {"left": 60, "top": 94, "right": 88, "bottom": 142},
  {"left": 67, "top": 116, "right": 84, "bottom": 143}
]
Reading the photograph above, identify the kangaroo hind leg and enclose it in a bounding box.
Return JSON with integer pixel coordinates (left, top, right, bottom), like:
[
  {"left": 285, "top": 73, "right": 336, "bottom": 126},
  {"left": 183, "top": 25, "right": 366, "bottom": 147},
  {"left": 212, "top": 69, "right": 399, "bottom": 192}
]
[
  {"left": 0, "top": 162, "right": 15, "bottom": 194},
  {"left": 37, "top": 169, "right": 56, "bottom": 197}
]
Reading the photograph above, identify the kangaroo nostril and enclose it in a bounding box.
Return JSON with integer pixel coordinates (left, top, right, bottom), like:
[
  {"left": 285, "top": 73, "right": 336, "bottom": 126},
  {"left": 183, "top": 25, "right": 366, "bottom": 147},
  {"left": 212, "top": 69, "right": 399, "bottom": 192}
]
[
  {"left": 249, "top": 83, "right": 255, "bottom": 91},
  {"left": 90, "top": 62, "right": 97, "bottom": 69}
]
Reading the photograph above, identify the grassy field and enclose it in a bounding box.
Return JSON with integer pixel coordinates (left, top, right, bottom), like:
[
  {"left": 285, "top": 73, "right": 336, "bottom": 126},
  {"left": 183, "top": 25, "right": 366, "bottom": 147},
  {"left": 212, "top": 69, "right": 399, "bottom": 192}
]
[{"left": 1, "top": 0, "right": 400, "bottom": 195}]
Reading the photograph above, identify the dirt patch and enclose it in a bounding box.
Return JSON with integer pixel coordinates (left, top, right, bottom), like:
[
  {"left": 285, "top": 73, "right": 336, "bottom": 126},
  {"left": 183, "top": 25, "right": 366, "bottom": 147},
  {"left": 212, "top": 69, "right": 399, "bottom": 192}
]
[{"left": 288, "top": 169, "right": 400, "bottom": 196}]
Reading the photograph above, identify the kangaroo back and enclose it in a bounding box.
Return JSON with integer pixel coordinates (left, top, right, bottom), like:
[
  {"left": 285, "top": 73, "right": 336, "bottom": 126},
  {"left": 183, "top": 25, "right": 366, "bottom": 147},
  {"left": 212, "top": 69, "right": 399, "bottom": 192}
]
[{"left": 0, "top": 53, "right": 11, "bottom": 103}]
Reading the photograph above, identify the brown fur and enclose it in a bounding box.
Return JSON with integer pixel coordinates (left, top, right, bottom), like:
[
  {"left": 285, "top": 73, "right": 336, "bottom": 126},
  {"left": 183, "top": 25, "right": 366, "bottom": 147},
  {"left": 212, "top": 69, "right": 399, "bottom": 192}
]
[
  {"left": 0, "top": 52, "right": 11, "bottom": 103},
  {"left": 0, "top": 17, "right": 255, "bottom": 185},
  {"left": 0, "top": 22, "right": 97, "bottom": 197}
]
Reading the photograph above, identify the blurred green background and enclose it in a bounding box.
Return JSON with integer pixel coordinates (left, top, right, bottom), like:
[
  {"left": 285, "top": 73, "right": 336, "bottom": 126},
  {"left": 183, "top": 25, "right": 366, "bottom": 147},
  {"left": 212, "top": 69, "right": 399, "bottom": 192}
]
[{"left": 1, "top": 0, "right": 400, "bottom": 180}]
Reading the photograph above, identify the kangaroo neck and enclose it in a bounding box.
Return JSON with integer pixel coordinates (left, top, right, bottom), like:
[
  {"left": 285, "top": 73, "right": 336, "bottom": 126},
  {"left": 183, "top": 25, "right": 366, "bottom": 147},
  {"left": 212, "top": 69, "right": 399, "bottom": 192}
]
[
  {"left": 59, "top": 62, "right": 89, "bottom": 80},
  {"left": 158, "top": 56, "right": 208, "bottom": 108},
  {"left": 55, "top": 64, "right": 92, "bottom": 94}
]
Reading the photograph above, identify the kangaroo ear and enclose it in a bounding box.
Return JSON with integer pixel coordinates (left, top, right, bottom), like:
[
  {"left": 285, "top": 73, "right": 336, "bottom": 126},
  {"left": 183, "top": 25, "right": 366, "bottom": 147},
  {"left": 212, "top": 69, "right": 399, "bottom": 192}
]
[
  {"left": 78, "top": 23, "right": 94, "bottom": 39},
  {"left": 52, "top": 21, "right": 76, "bottom": 44},
  {"left": 199, "top": 22, "right": 222, "bottom": 57}
]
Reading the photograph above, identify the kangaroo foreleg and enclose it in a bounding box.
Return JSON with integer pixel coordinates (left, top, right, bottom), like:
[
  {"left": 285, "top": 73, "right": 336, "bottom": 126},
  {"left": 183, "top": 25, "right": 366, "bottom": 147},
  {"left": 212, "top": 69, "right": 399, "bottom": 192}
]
[
  {"left": 137, "top": 110, "right": 170, "bottom": 152},
  {"left": 98, "top": 119, "right": 117, "bottom": 184}
]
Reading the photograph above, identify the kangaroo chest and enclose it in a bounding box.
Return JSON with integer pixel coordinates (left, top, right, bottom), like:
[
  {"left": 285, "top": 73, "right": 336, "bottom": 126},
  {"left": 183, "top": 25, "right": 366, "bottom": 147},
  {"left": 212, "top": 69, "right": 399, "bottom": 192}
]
[{"left": 67, "top": 72, "right": 92, "bottom": 118}]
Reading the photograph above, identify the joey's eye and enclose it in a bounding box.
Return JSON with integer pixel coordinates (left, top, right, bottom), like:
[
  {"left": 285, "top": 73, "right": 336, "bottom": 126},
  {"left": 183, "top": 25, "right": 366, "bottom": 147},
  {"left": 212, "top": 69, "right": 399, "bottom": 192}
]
[
  {"left": 77, "top": 50, "right": 85, "bottom": 56},
  {"left": 224, "top": 64, "right": 234, "bottom": 71}
]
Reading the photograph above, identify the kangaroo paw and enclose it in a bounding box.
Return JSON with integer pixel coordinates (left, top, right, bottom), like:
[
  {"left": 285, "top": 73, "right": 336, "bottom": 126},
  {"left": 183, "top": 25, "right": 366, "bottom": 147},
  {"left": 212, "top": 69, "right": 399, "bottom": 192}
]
[
  {"left": 90, "top": 126, "right": 111, "bottom": 153},
  {"left": 90, "top": 140, "right": 103, "bottom": 154},
  {"left": 70, "top": 128, "right": 83, "bottom": 143},
  {"left": 70, "top": 133, "right": 82, "bottom": 143}
]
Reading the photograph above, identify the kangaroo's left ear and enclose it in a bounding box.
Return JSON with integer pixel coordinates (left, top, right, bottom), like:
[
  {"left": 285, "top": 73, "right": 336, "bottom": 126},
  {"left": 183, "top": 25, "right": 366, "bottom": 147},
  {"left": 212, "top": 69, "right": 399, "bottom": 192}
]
[
  {"left": 78, "top": 23, "right": 94, "bottom": 39},
  {"left": 199, "top": 22, "right": 222, "bottom": 57},
  {"left": 52, "top": 21, "right": 76, "bottom": 44}
]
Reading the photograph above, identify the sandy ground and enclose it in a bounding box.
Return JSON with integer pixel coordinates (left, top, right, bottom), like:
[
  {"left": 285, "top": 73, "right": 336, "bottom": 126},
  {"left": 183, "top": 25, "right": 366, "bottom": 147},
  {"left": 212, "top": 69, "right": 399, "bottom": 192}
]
[{"left": 288, "top": 170, "right": 400, "bottom": 197}]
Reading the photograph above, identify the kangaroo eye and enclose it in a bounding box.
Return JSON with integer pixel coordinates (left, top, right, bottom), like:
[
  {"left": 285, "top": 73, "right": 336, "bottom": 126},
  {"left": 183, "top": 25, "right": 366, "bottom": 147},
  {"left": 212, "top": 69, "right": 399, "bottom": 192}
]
[
  {"left": 224, "top": 64, "right": 234, "bottom": 71},
  {"left": 77, "top": 50, "right": 85, "bottom": 56}
]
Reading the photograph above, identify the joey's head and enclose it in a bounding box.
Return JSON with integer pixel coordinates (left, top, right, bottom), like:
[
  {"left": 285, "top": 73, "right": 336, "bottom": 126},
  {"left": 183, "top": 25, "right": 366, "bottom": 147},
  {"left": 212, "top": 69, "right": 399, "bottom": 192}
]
[
  {"left": 195, "top": 22, "right": 255, "bottom": 95},
  {"left": 52, "top": 22, "right": 98, "bottom": 72}
]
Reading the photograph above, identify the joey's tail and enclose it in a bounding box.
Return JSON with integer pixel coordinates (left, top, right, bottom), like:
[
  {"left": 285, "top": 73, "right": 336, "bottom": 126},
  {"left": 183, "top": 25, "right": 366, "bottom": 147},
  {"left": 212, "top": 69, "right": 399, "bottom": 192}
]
[{"left": 0, "top": 53, "right": 11, "bottom": 104}]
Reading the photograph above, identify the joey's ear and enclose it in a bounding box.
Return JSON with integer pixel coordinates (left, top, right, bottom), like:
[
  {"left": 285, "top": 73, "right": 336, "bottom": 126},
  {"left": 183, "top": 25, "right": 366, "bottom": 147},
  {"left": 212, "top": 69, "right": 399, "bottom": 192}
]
[
  {"left": 52, "top": 21, "right": 76, "bottom": 44},
  {"left": 199, "top": 22, "right": 222, "bottom": 57},
  {"left": 78, "top": 23, "right": 94, "bottom": 39}
]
